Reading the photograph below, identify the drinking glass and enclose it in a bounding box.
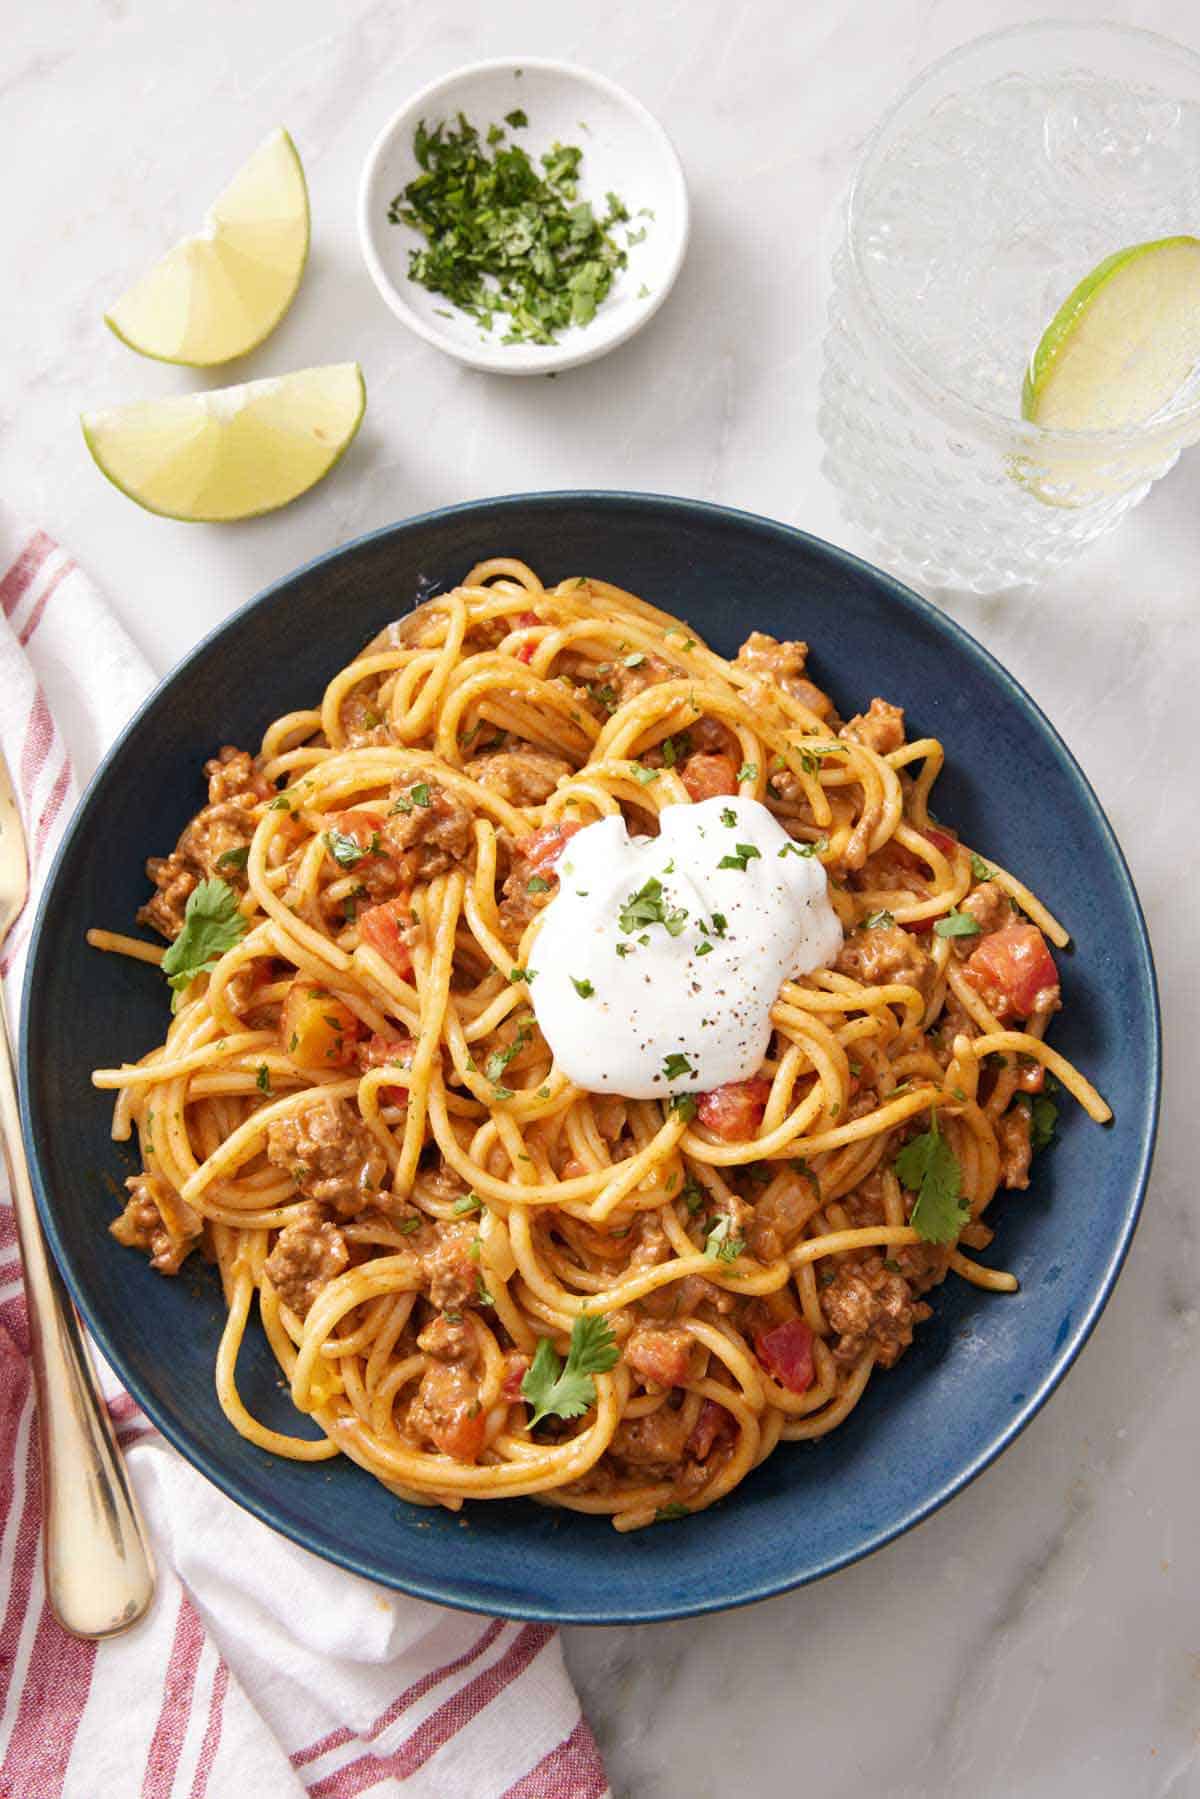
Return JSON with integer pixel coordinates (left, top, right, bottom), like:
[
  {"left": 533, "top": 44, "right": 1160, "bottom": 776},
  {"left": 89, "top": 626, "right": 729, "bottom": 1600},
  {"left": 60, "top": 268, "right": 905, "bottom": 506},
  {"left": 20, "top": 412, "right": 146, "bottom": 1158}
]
[{"left": 819, "top": 22, "right": 1200, "bottom": 592}]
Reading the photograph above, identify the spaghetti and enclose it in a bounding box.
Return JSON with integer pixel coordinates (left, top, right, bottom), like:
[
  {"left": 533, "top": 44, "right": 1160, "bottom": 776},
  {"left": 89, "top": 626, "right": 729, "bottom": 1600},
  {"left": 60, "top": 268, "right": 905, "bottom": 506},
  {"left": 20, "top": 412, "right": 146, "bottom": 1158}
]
[{"left": 91, "top": 562, "right": 1110, "bottom": 1530}]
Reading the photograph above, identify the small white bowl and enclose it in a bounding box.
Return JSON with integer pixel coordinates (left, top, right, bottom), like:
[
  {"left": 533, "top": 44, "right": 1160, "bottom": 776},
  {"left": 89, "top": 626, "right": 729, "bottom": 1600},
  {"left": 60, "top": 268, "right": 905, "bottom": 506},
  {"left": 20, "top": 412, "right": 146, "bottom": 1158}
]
[{"left": 358, "top": 58, "right": 690, "bottom": 375}]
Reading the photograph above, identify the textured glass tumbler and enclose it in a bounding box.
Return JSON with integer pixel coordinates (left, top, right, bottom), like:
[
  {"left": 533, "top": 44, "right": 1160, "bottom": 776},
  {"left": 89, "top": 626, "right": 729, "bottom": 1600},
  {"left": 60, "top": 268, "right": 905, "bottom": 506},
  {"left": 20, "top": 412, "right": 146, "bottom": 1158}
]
[{"left": 818, "top": 23, "right": 1200, "bottom": 593}]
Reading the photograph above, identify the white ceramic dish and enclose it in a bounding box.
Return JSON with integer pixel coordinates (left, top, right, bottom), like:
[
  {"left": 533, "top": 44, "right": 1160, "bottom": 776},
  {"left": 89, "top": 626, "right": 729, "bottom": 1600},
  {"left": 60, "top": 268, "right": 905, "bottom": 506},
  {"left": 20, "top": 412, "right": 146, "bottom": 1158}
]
[{"left": 357, "top": 58, "right": 690, "bottom": 375}]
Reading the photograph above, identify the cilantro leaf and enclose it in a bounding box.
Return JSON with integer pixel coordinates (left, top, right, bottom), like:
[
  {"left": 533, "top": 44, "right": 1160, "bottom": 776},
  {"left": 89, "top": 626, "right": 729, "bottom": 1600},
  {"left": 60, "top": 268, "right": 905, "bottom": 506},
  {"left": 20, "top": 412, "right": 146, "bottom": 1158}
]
[
  {"left": 521, "top": 1312, "right": 619, "bottom": 1425},
  {"left": 894, "top": 1117, "right": 969, "bottom": 1244},
  {"left": 933, "top": 909, "right": 982, "bottom": 939},
  {"left": 160, "top": 879, "right": 248, "bottom": 1010}
]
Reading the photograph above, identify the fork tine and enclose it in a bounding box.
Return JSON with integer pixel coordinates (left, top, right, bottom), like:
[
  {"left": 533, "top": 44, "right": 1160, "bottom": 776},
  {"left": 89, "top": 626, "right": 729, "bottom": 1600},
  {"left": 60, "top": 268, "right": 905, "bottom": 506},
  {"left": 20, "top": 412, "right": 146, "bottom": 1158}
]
[{"left": 0, "top": 748, "right": 30, "bottom": 944}]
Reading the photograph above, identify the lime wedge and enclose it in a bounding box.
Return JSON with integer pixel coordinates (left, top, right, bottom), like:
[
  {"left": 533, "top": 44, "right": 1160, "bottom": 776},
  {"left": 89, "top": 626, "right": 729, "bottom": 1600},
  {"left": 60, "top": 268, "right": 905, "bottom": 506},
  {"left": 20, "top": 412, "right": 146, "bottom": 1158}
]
[
  {"left": 105, "top": 129, "right": 310, "bottom": 366},
  {"left": 1022, "top": 236, "right": 1200, "bottom": 431},
  {"left": 81, "top": 364, "right": 366, "bottom": 521}
]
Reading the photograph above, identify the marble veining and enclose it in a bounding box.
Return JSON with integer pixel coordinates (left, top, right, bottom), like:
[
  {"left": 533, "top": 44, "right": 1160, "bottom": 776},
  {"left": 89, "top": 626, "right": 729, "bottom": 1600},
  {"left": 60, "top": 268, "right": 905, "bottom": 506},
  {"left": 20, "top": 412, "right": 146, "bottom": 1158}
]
[{"left": 3, "top": 1, "right": 1197, "bottom": 1793}]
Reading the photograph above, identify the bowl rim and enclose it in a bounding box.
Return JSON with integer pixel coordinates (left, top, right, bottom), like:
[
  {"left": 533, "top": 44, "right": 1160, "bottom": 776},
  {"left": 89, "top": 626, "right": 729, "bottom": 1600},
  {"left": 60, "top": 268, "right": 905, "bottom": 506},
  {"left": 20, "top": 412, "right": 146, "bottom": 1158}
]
[
  {"left": 356, "top": 57, "right": 691, "bottom": 375},
  {"left": 19, "top": 490, "right": 1161, "bottom": 1622}
]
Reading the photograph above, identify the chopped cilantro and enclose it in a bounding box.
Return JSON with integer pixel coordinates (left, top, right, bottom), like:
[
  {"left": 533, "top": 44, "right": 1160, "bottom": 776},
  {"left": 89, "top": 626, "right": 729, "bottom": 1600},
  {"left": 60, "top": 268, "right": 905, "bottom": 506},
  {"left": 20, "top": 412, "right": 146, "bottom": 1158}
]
[
  {"left": 571, "top": 976, "right": 595, "bottom": 998},
  {"left": 655, "top": 1502, "right": 690, "bottom": 1521},
  {"left": 695, "top": 941, "right": 714, "bottom": 957},
  {"left": 662, "top": 1052, "right": 694, "bottom": 1080},
  {"left": 865, "top": 909, "right": 895, "bottom": 929},
  {"left": 709, "top": 912, "right": 728, "bottom": 937},
  {"left": 624, "top": 651, "right": 646, "bottom": 668},
  {"left": 485, "top": 1022, "right": 531, "bottom": 1085},
  {"left": 255, "top": 1063, "right": 272, "bottom": 1094},
  {"left": 718, "top": 843, "right": 760, "bottom": 872},
  {"left": 267, "top": 794, "right": 292, "bottom": 811},
  {"left": 390, "top": 117, "right": 633, "bottom": 342},
  {"left": 508, "top": 966, "right": 535, "bottom": 983},
  {"left": 324, "top": 827, "right": 379, "bottom": 869},
  {"left": 505, "top": 107, "right": 528, "bottom": 128},
  {"left": 216, "top": 845, "right": 250, "bottom": 872},
  {"left": 521, "top": 1312, "right": 619, "bottom": 1425},
  {"left": 618, "top": 876, "right": 687, "bottom": 937},
  {"left": 670, "top": 1094, "right": 698, "bottom": 1123},
  {"left": 526, "top": 874, "right": 551, "bottom": 894},
  {"left": 736, "top": 763, "right": 758, "bottom": 783},
  {"left": 720, "top": 807, "right": 737, "bottom": 828},
  {"left": 704, "top": 1216, "right": 744, "bottom": 1262},
  {"left": 395, "top": 1216, "right": 422, "bottom": 1235},
  {"left": 453, "top": 1193, "right": 484, "bottom": 1215},
  {"left": 970, "top": 852, "right": 994, "bottom": 881},
  {"left": 779, "top": 838, "right": 822, "bottom": 859}
]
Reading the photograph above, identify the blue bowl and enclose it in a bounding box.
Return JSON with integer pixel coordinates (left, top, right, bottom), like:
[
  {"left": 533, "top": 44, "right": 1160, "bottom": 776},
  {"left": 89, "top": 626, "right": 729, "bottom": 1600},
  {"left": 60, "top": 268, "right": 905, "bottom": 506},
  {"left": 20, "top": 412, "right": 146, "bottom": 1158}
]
[{"left": 20, "top": 493, "right": 1159, "bottom": 1623}]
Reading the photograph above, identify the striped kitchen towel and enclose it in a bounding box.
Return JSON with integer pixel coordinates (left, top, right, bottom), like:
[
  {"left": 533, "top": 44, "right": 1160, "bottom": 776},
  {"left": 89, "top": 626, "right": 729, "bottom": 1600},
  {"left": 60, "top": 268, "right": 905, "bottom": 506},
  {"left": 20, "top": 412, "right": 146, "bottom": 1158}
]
[{"left": 0, "top": 517, "right": 609, "bottom": 1799}]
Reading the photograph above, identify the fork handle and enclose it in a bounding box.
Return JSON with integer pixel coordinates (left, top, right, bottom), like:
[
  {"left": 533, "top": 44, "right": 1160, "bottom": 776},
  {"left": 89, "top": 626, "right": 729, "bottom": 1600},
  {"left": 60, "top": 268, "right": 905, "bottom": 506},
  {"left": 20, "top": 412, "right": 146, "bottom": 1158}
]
[{"left": 0, "top": 1003, "right": 155, "bottom": 1638}]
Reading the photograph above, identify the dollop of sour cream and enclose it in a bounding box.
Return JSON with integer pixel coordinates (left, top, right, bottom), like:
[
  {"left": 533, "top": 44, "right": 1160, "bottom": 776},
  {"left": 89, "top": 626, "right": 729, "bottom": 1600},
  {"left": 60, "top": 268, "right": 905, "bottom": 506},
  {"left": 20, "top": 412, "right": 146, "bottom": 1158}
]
[{"left": 528, "top": 797, "right": 843, "bottom": 1099}]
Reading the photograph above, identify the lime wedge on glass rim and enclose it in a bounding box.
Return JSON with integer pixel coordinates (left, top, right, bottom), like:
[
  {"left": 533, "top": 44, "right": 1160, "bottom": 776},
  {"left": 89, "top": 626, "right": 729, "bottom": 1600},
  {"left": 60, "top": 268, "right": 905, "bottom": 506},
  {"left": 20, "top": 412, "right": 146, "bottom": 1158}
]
[
  {"left": 1022, "top": 235, "right": 1200, "bottom": 431},
  {"left": 81, "top": 364, "right": 366, "bottom": 521},
  {"left": 104, "top": 129, "right": 310, "bottom": 366}
]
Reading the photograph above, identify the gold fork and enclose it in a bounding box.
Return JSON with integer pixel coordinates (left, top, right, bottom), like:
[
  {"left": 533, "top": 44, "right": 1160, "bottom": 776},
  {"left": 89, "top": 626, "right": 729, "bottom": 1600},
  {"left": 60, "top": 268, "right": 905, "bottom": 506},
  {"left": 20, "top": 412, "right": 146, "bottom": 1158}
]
[{"left": 0, "top": 749, "right": 154, "bottom": 1637}]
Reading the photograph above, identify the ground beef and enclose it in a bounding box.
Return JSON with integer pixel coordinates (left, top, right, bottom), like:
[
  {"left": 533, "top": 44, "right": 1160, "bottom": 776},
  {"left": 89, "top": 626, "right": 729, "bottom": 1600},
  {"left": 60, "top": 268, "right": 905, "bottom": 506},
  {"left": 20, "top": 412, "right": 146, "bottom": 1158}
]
[
  {"left": 608, "top": 1402, "right": 692, "bottom": 1473},
  {"left": 382, "top": 780, "right": 472, "bottom": 880},
  {"left": 423, "top": 1224, "right": 479, "bottom": 1310},
  {"left": 734, "top": 631, "right": 835, "bottom": 719},
  {"left": 821, "top": 1253, "right": 930, "bottom": 1368},
  {"left": 961, "top": 879, "right": 1014, "bottom": 936},
  {"left": 840, "top": 698, "right": 906, "bottom": 756},
  {"left": 110, "top": 1173, "right": 202, "bottom": 1275},
  {"left": 266, "top": 1100, "right": 388, "bottom": 1218},
  {"left": 263, "top": 1204, "right": 349, "bottom": 1316},
  {"left": 340, "top": 684, "right": 392, "bottom": 746},
  {"left": 623, "top": 1326, "right": 695, "bottom": 1389},
  {"left": 680, "top": 752, "right": 739, "bottom": 801},
  {"left": 416, "top": 1311, "right": 477, "bottom": 1363},
  {"left": 464, "top": 750, "right": 572, "bottom": 806},
  {"left": 893, "top": 1240, "right": 953, "bottom": 1296},
  {"left": 609, "top": 653, "right": 674, "bottom": 706},
  {"left": 407, "top": 1360, "right": 485, "bottom": 1461},
  {"left": 997, "top": 1104, "right": 1033, "bottom": 1189},
  {"left": 138, "top": 745, "right": 272, "bottom": 939},
  {"left": 836, "top": 923, "right": 934, "bottom": 998}
]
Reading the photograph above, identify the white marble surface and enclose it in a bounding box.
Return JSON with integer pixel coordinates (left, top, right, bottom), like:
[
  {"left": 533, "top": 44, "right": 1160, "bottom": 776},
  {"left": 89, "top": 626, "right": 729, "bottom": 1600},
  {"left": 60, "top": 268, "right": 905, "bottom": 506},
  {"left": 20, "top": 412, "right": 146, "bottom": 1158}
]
[{"left": 4, "top": 0, "right": 1198, "bottom": 1792}]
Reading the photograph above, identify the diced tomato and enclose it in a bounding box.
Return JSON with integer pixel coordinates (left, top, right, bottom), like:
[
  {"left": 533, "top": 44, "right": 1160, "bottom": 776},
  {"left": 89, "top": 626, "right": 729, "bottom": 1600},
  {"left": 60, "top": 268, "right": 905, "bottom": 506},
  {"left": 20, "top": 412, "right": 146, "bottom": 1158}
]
[
  {"left": 695, "top": 1077, "right": 772, "bottom": 1141},
  {"left": 357, "top": 895, "right": 416, "bottom": 978},
  {"left": 963, "top": 922, "right": 1059, "bottom": 1021},
  {"left": 900, "top": 917, "right": 935, "bottom": 935},
  {"left": 357, "top": 1030, "right": 416, "bottom": 1106},
  {"left": 428, "top": 1406, "right": 487, "bottom": 1462},
  {"left": 516, "top": 641, "right": 536, "bottom": 664},
  {"left": 686, "top": 1398, "right": 735, "bottom": 1461},
  {"left": 680, "top": 753, "right": 739, "bottom": 802},
  {"left": 922, "top": 827, "right": 958, "bottom": 857},
  {"left": 624, "top": 1328, "right": 694, "bottom": 1389},
  {"left": 754, "top": 1317, "right": 815, "bottom": 1394},
  {"left": 280, "top": 979, "right": 362, "bottom": 1070},
  {"left": 324, "top": 808, "right": 392, "bottom": 867},
  {"left": 517, "top": 611, "right": 539, "bottom": 628},
  {"left": 501, "top": 1353, "right": 531, "bottom": 1401},
  {"left": 519, "top": 819, "right": 584, "bottom": 878}
]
